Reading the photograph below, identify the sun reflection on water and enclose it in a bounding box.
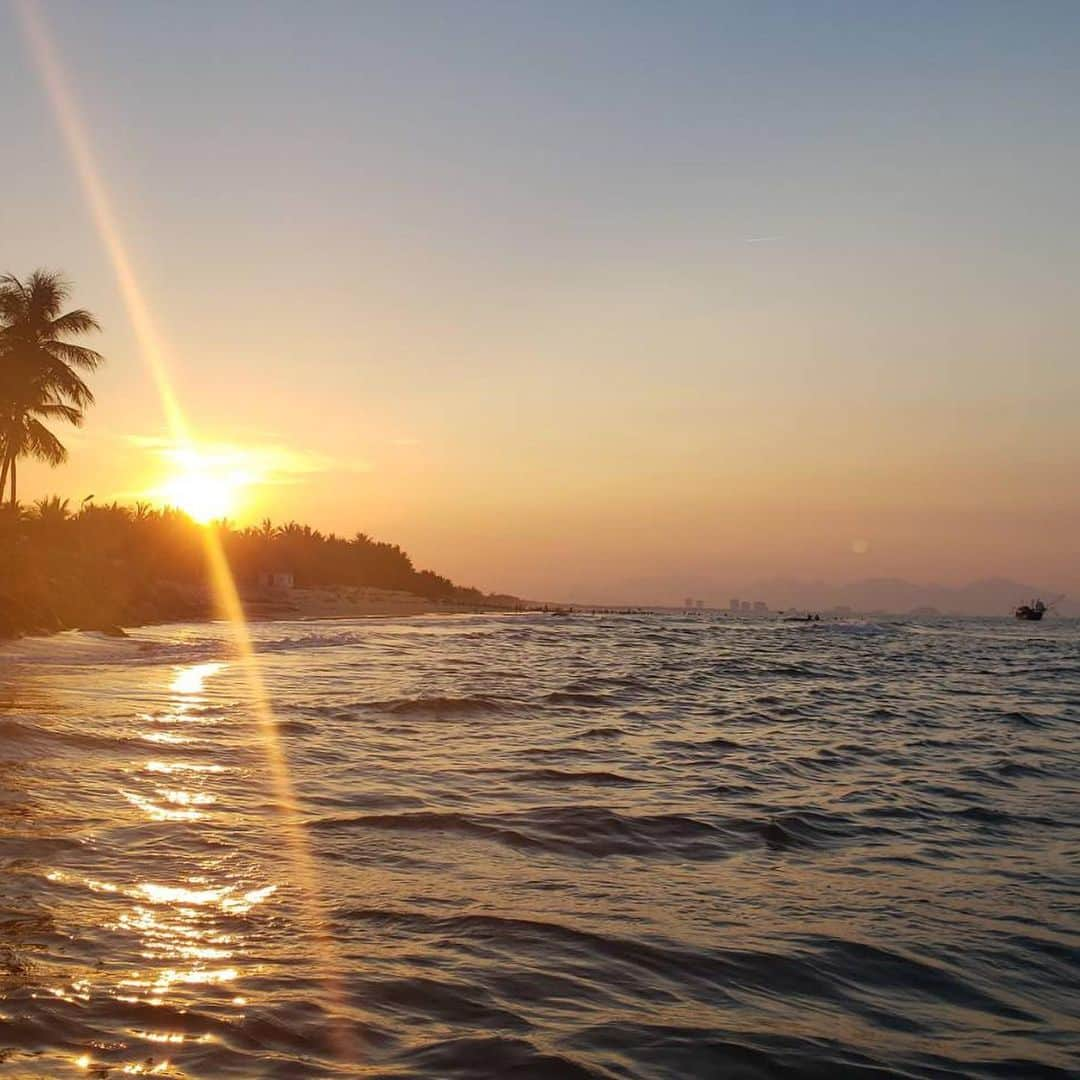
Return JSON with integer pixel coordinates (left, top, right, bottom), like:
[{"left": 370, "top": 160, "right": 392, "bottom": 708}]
[
  {"left": 145, "top": 761, "right": 226, "bottom": 775},
  {"left": 170, "top": 662, "right": 224, "bottom": 696},
  {"left": 125, "top": 663, "right": 232, "bottom": 820},
  {"left": 46, "top": 659, "right": 280, "bottom": 1072},
  {"left": 121, "top": 789, "right": 204, "bottom": 821},
  {"left": 160, "top": 789, "right": 215, "bottom": 806},
  {"left": 129, "top": 1029, "right": 215, "bottom": 1046}
]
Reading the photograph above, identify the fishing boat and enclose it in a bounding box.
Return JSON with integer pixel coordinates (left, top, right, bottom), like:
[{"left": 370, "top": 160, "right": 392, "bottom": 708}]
[{"left": 1014, "top": 600, "right": 1047, "bottom": 621}]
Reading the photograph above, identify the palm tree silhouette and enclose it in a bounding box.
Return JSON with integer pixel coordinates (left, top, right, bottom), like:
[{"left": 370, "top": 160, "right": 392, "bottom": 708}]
[
  {"left": 0, "top": 271, "right": 104, "bottom": 506},
  {"left": 31, "top": 494, "right": 72, "bottom": 524}
]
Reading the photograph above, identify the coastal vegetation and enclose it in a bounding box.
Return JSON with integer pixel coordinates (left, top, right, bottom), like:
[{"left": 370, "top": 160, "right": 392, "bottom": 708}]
[
  {"left": 0, "top": 500, "right": 491, "bottom": 637},
  {"left": 0, "top": 271, "right": 494, "bottom": 637}
]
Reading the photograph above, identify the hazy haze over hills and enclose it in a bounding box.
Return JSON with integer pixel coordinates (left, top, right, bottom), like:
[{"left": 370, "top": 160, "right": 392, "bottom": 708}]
[{"left": 562, "top": 577, "right": 1074, "bottom": 617}]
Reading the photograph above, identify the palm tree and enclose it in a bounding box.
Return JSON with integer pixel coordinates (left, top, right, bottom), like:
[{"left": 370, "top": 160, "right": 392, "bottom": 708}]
[
  {"left": 31, "top": 495, "right": 72, "bottom": 523},
  {"left": 0, "top": 271, "right": 104, "bottom": 506},
  {"left": 0, "top": 398, "right": 82, "bottom": 505},
  {"left": 28, "top": 494, "right": 72, "bottom": 545}
]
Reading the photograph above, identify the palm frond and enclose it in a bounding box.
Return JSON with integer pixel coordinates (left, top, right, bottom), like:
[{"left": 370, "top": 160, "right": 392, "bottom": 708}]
[
  {"left": 30, "top": 400, "right": 83, "bottom": 426},
  {"left": 44, "top": 340, "right": 105, "bottom": 371},
  {"left": 32, "top": 495, "right": 71, "bottom": 522},
  {"left": 26, "top": 270, "right": 69, "bottom": 321},
  {"left": 23, "top": 418, "right": 68, "bottom": 466},
  {"left": 35, "top": 363, "right": 95, "bottom": 408},
  {"left": 48, "top": 309, "right": 101, "bottom": 339},
  {"left": 0, "top": 275, "right": 27, "bottom": 314}
]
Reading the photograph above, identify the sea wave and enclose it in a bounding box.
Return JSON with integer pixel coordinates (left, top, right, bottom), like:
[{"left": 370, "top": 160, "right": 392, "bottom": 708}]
[{"left": 2, "top": 611, "right": 1077, "bottom": 1078}]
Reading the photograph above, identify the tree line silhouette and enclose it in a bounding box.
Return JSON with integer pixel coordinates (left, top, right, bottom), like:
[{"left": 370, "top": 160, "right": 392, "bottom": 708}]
[
  {"left": 0, "top": 271, "right": 492, "bottom": 636},
  {"left": 0, "top": 499, "right": 484, "bottom": 636}
]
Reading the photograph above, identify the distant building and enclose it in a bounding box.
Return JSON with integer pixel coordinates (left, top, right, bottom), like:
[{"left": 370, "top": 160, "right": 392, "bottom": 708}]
[
  {"left": 684, "top": 597, "right": 694, "bottom": 609},
  {"left": 695, "top": 599, "right": 704, "bottom": 609},
  {"left": 740, "top": 600, "right": 752, "bottom": 613},
  {"left": 258, "top": 571, "right": 294, "bottom": 590},
  {"left": 729, "top": 598, "right": 740, "bottom": 612},
  {"left": 753, "top": 601, "right": 768, "bottom": 613}
]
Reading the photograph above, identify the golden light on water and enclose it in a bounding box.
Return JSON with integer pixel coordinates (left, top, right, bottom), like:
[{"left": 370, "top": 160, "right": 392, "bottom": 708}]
[
  {"left": 121, "top": 788, "right": 205, "bottom": 821},
  {"left": 40, "top": 663, "right": 299, "bottom": 1071},
  {"left": 145, "top": 761, "right": 226, "bottom": 774},
  {"left": 15, "top": 0, "right": 355, "bottom": 1063},
  {"left": 170, "top": 662, "right": 224, "bottom": 695},
  {"left": 140, "top": 731, "right": 190, "bottom": 744}
]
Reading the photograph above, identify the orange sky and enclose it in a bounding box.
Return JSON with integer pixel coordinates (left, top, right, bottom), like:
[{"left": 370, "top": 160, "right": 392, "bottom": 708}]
[{"left": 5, "top": 2, "right": 1078, "bottom": 601}]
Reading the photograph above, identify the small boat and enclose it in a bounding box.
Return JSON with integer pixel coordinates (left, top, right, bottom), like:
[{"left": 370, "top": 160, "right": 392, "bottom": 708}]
[{"left": 1015, "top": 600, "right": 1047, "bottom": 621}]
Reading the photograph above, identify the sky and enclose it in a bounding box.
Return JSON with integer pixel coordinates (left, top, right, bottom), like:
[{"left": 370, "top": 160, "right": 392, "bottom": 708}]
[{"left": 2, "top": 1, "right": 1078, "bottom": 603}]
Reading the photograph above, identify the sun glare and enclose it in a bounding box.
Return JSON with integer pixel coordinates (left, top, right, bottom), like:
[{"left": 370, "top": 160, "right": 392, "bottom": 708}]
[
  {"left": 160, "top": 470, "right": 233, "bottom": 523},
  {"left": 153, "top": 447, "right": 250, "bottom": 524},
  {"left": 139, "top": 439, "right": 325, "bottom": 525}
]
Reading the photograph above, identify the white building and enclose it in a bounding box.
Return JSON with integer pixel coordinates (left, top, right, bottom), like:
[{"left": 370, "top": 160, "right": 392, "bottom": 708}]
[{"left": 257, "top": 571, "right": 294, "bottom": 590}]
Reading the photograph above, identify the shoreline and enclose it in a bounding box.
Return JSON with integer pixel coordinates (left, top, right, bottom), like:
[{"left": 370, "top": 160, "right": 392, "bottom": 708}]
[
  {"left": 0, "top": 584, "right": 532, "bottom": 642},
  {"left": 240, "top": 584, "right": 524, "bottom": 623}
]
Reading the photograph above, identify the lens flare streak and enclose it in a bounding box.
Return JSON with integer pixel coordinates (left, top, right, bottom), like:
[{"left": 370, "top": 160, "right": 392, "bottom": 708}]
[{"left": 14, "top": 0, "right": 355, "bottom": 1064}]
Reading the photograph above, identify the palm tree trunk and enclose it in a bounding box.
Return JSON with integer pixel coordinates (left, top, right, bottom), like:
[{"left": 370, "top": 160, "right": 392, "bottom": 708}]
[
  {"left": 10, "top": 457, "right": 15, "bottom": 510},
  {"left": 0, "top": 453, "right": 9, "bottom": 506}
]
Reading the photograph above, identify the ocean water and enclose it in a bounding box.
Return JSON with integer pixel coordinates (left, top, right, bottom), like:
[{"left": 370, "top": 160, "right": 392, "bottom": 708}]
[{"left": 0, "top": 613, "right": 1077, "bottom": 1079}]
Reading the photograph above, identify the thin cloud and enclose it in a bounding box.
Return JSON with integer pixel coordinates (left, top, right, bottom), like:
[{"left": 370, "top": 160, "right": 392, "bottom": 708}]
[{"left": 124, "top": 435, "right": 367, "bottom": 486}]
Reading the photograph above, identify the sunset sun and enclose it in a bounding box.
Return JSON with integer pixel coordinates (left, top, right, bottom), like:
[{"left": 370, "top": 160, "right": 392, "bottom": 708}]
[
  {"left": 155, "top": 449, "right": 247, "bottom": 523},
  {"left": 142, "top": 439, "right": 321, "bottom": 524},
  {"left": 159, "top": 467, "right": 237, "bottom": 523}
]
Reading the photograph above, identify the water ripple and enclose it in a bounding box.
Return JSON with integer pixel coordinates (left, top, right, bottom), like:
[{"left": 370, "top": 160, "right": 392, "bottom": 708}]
[{"left": 1, "top": 612, "right": 1078, "bottom": 1077}]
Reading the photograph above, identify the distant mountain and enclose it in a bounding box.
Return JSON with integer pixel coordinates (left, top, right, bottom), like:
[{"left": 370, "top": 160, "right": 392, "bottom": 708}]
[
  {"left": 570, "top": 574, "right": 1072, "bottom": 616},
  {"left": 737, "top": 577, "right": 1072, "bottom": 617}
]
